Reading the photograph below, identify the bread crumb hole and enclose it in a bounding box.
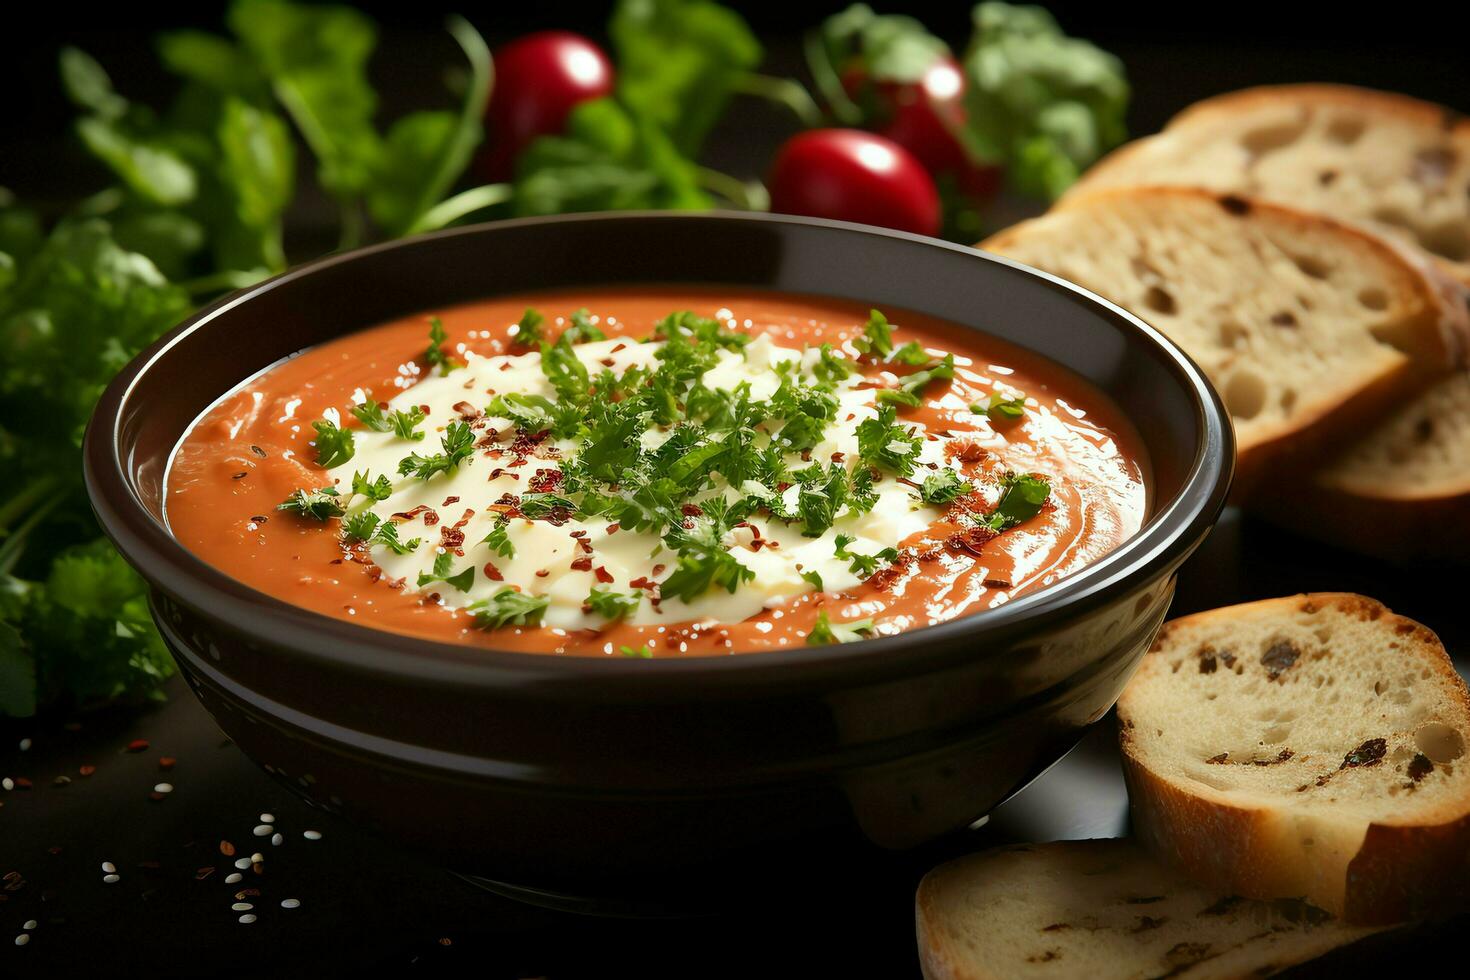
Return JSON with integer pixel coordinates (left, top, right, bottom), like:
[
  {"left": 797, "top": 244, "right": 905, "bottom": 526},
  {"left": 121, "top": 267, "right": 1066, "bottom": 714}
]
[
  {"left": 1143, "top": 285, "right": 1177, "bottom": 316},
  {"left": 1373, "top": 679, "right": 1388, "bottom": 696},
  {"left": 1280, "top": 388, "right": 1297, "bottom": 415},
  {"left": 1290, "top": 254, "right": 1331, "bottom": 280},
  {"left": 1357, "top": 287, "right": 1389, "bottom": 311},
  {"left": 1326, "top": 115, "right": 1365, "bottom": 145},
  {"left": 1419, "top": 221, "right": 1469, "bottom": 263},
  {"left": 1241, "top": 119, "right": 1309, "bottom": 158},
  {"left": 1218, "top": 321, "right": 1249, "bottom": 349},
  {"left": 1223, "top": 370, "right": 1268, "bottom": 420},
  {"left": 1415, "top": 722, "right": 1465, "bottom": 763}
]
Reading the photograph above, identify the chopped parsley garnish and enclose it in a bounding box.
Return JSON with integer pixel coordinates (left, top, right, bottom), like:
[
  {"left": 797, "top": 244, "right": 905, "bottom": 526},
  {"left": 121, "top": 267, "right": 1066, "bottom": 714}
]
[
  {"left": 563, "top": 308, "right": 608, "bottom": 344},
  {"left": 919, "top": 469, "right": 974, "bottom": 505},
  {"left": 800, "top": 568, "right": 825, "bottom": 591},
  {"left": 350, "top": 470, "right": 393, "bottom": 502},
  {"left": 856, "top": 404, "right": 923, "bottom": 475},
  {"left": 586, "top": 587, "right": 641, "bottom": 622},
  {"left": 877, "top": 354, "right": 955, "bottom": 408},
  {"left": 658, "top": 521, "right": 756, "bottom": 602},
  {"left": 795, "top": 463, "right": 849, "bottom": 537},
  {"left": 424, "top": 316, "right": 461, "bottom": 374},
  {"left": 806, "top": 611, "right": 876, "bottom": 645},
  {"left": 540, "top": 333, "right": 591, "bottom": 402},
  {"left": 416, "top": 550, "right": 475, "bottom": 592},
  {"left": 352, "top": 401, "right": 427, "bottom": 440},
  {"left": 470, "top": 588, "right": 549, "bottom": 629},
  {"left": 975, "top": 391, "right": 1026, "bottom": 422},
  {"left": 854, "top": 308, "right": 895, "bottom": 358},
  {"left": 977, "top": 472, "right": 1052, "bottom": 532},
  {"left": 620, "top": 644, "right": 653, "bottom": 658},
  {"left": 311, "top": 419, "right": 355, "bottom": 468},
  {"left": 481, "top": 517, "right": 514, "bottom": 558},
  {"left": 486, "top": 392, "right": 558, "bottom": 432},
  {"left": 513, "top": 307, "right": 544, "bottom": 346},
  {"left": 390, "top": 406, "right": 428, "bottom": 440},
  {"left": 397, "top": 421, "right": 476, "bottom": 480},
  {"left": 351, "top": 400, "right": 392, "bottom": 432},
  {"left": 276, "top": 486, "right": 344, "bottom": 520},
  {"left": 812, "top": 343, "right": 853, "bottom": 383},
  {"left": 342, "top": 512, "right": 420, "bottom": 555},
  {"left": 834, "top": 534, "right": 899, "bottom": 578}
]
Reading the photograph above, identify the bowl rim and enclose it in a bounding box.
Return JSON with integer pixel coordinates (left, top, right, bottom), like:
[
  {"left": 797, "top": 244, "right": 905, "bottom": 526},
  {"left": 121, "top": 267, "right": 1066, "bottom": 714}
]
[{"left": 84, "top": 210, "right": 1233, "bottom": 689}]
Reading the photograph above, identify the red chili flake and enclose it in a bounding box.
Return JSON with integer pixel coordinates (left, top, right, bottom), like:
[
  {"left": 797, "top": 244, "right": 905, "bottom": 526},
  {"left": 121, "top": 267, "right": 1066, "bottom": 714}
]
[
  {"left": 420, "top": 404, "right": 431, "bottom": 415},
  {"left": 776, "top": 481, "right": 792, "bottom": 492},
  {"left": 651, "top": 564, "right": 666, "bottom": 577},
  {"left": 610, "top": 342, "right": 626, "bottom": 354},
  {"left": 594, "top": 565, "right": 615, "bottom": 583},
  {"left": 442, "top": 496, "right": 460, "bottom": 506},
  {"left": 576, "top": 538, "right": 593, "bottom": 555},
  {"left": 219, "top": 841, "right": 236, "bottom": 857},
  {"left": 799, "top": 449, "right": 812, "bottom": 462},
  {"left": 535, "top": 569, "right": 550, "bottom": 577},
  {"left": 390, "top": 504, "right": 434, "bottom": 523},
  {"left": 570, "top": 556, "right": 593, "bottom": 572},
  {"left": 126, "top": 739, "right": 150, "bottom": 753},
  {"left": 250, "top": 445, "right": 267, "bottom": 458},
  {"left": 600, "top": 357, "right": 616, "bottom": 367},
  {"left": 483, "top": 562, "right": 504, "bottom": 581},
  {"left": 569, "top": 529, "right": 587, "bottom": 537},
  {"left": 680, "top": 503, "right": 703, "bottom": 517},
  {"left": 488, "top": 468, "right": 521, "bottom": 481},
  {"left": 629, "top": 576, "right": 657, "bottom": 591},
  {"left": 528, "top": 468, "right": 564, "bottom": 493},
  {"left": 605, "top": 523, "right": 620, "bottom": 535},
  {"left": 79, "top": 765, "right": 96, "bottom": 777},
  {"left": 983, "top": 578, "right": 1013, "bottom": 590},
  {"left": 830, "top": 452, "right": 846, "bottom": 462},
  {"left": 508, "top": 457, "right": 528, "bottom": 468},
  {"left": 423, "top": 510, "right": 441, "bottom": 527},
  {"left": 453, "top": 401, "right": 480, "bottom": 419}
]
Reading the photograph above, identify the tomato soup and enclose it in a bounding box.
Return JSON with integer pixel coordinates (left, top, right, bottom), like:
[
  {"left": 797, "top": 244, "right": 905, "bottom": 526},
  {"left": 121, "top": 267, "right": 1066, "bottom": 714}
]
[{"left": 166, "top": 288, "right": 1149, "bottom": 656}]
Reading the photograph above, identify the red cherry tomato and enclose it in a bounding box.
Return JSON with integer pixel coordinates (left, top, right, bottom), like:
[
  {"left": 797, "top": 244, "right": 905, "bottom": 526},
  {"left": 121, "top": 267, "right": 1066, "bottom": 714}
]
[
  {"left": 845, "top": 57, "right": 1002, "bottom": 205},
  {"left": 481, "top": 31, "right": 615, "bottom": 182},
  {"left": 768, "top": 129, "right": 941, "bottom": 237}
]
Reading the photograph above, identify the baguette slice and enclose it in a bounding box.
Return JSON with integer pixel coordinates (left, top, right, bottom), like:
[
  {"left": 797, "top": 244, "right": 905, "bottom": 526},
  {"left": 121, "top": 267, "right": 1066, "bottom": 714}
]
[
  {"left": 1065, "top": 84, "right": 1470, "bottom": 287},
  {"left": 916, "top": 838, "right": 1387, "bottom": 980},
  {"left": 1117, "top": 593, "right": 1470, "bottom": 924},
  {"left": 981, "top": 187, "right": 1457, "bottom": 492}
]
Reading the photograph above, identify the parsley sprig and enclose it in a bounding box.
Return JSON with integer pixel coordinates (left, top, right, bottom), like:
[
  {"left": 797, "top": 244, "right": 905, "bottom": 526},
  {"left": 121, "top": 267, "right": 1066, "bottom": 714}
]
[{"left": 397, "top": 421, "right": 476, "bottom": 481}]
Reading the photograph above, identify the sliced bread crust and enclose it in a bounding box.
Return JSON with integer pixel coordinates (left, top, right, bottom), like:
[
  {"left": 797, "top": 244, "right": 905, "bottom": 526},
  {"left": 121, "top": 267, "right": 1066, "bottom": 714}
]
[
  {"left": 981, "top": 187, "right": 1457, "bottom": 494},
  {"left": 1117, "top": 594, "right": 1470, "bottom": 924},
  {"left": 916, "top": 838, "right": 1387, "bottom": 980},
  {"left": 1065, "top": 84, "right": 1470, "bottom": 287}
]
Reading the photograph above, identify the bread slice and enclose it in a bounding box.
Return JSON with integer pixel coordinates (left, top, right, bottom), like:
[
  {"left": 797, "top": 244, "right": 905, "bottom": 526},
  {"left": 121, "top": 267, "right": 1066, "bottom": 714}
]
[
  {"left": 981, "top": 187, "right": 1458, "bottom": 492},
  {"left": 916, "top": 838, "right": 1388, "bottom": 980},
  {"left": 1065, "top": 84, "right": 1470, "bottom": 287},
  {"left": 1117, "top": 593, "right": 1470, "bottom": 924}
]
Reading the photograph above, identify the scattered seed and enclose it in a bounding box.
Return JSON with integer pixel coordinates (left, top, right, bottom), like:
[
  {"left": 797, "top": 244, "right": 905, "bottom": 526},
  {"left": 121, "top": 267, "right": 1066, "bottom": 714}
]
[
  {"left": 18, "top": 739, "right": 31, "bottom": 751},
  {"left": 196, "top": 868, "right": 215, "bottom": 880},
  {"left": 259, "top": 813, "right": 275, "bottom": 824},
  {"left": 101, "top": 862, "right": 116, "bottom": 873},
  {"left": 280, "top": 898, "right": 300, "bottom": 909},
  {"left": 271, "top": 833, "right": 283, "bottom": 847},
  {"left": 15, "top": 934, "right": 29, "bottom": 946},
  {"left": 235, "top": 888, "right": 260, "bottom": 899},
  {"left": 238, "top": 914, "right": 257, "bottom": 924},
  {"left": 79, "top": 765, "right": 96, "bottom": 777},
  {"left": 153, "top": 783, "right": 173, "bottom": 794},
  {"left": 303, "top": 830, "right": 322, "bottom": 840},
  {"left": 2, "top": 779, "right": 12, "bottom": 791},
  {"left": 234, "top": 858, "right": 251, "bottom": 870},
  {"left": 125, "top": 739, "right": 149, "bottom": 753},
  {"left": 103, "top": 874, "right": 120, "bottom": 884},
  {"left": 250, "top": 852, "right": 264, "bottom": 864},
  {"left": 219, "top": 841, "right": 236, "bottom": 857},
  {"left": 231, "top": 902, "right": 253, "bottom": 912},
  {"left": 253, "top": 825, "right": 272, "bottom": 837},
  {"left": 53, "top": 776, "right": 71, "bottom": 787},
  {"left": 225, "top": 873, "right": 243, "bottom": 884},
  {"left": 23, "top": 920, "right": 36, "bottom": 930},
  {"left": 158, "top": 757, "right": 177, "bottom": 771}
]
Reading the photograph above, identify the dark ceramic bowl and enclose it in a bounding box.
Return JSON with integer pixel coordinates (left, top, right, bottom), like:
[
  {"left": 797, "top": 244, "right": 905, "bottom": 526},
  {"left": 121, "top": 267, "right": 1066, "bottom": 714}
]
[{"left": 86, "top": 212, "right": 1230, "bottom": 911}]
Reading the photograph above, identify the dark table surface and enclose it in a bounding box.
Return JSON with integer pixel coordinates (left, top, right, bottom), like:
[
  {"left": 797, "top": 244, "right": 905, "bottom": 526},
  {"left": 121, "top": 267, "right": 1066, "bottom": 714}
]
[
  {"left": 4, "top": 17, "right": 1470, "bottom": 979},
  {"left": 3, "top": 507, "right": 1465, "bottom": 977}
]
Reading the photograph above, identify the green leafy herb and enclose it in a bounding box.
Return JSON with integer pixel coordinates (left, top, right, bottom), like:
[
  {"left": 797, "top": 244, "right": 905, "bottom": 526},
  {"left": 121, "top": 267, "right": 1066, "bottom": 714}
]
[
  {"left": 342, "top": 511, "right": 419, "bottom": 554},
  {"left": 975, "top": 390, "right": 1026, "bottom": 422},
  {"left": 586, "top": 587, "right": 641, "bottom": 622},
  {"left": 424, "top": 316, "right": 460, "bottom": 374},
  {"left": 311, "top": 418, "right": 355, "bottom": 468},
  {"left": 481, "top": 517, "right": 515, "bottom": 559},
  {"left": 563, "top": 308, "right": 608, "bottom": 344},
  {"left": 620, "top": 643, "right": 653, "bottom": 658},
  {"left": 350, "top": 470, "right": 393, "bottom": 502},
  {"left": 877, "top": 353, "right": 955, "bottom": 408},
  {"left": 276, "top": 486, "right": 344, "bottom": 520},
  {"left": 397, "top": 421, "right": 475, "bottom": 481},
  {"left": 919, "top": 469, "right": 974, "bottom": 505},
  {"left": 799, "top": 568, "right": 825, "bottom": 591},
  {"left": 856, "top": 404, "right": 923, "bottom": 475},
  {"left": 806, "top": 610, "right": 876, "bottom": 646},
  {"left": 833, "top": 534, "right": 898, "bottom": 578},
  {"left": 351, "top": 400, "right": 392, "bottom": 432},
  {"left": 353, "top": 401, "right": 427, "bottom": 439},
  {"left": 854, "top": 308, "right": 895, "bottom": 358},
  {"left": 416, "top": 550, "right": 475, "bottom": 592},
  {"left": 658, "top": 523, "right": 756, "bottom": 602},
  {"left": 978, "top": 472, "right": 1052, "bottom": 532},
  {"left": 470, "top": 588, "right": 550, "bottom": 629},
  {"left": 390, "top": 405, "right": 428, "bottom": 440},
  {"left": 512, "top": 307, "right": 544, "bottom": 346}
]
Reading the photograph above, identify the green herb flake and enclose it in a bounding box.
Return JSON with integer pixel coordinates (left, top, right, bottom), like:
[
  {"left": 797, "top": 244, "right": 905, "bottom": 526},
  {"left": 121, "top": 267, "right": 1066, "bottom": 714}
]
[
  {"left": 806, "top": 611, "right": 876, "bottom": 646},
  {"left": 585, "top": 587, "right": 641, "bottom": 622},
  {"left": 919, "top": 469, "right": 974, "bottom": 505},
  {"left": 978, "top": 472, "right": 1052, "bottom": 532},
  {"left": 416, "top": 550, "right": 474, "bottom": 592},
  {"left": 276, "top": 486, "right": 344, "bottom": 520},
  {"left": 470, "top": 588, "right": 550, "bottom": 630},
  {"left": 311, "top": 418, "right": 355, "bottom": 468},
  {"left": 512, "top": 307, "right": 544, "bottom": 346},
  {"left": 481, "top": 517, "right": 515, "bottom": 559},
  {"left": 424, "top": 316, "right": 461, "bottom": 375},
  {"left": 397, "top": 421, "right": 476, "bottom": 481},
  {"left": 974, "top": 390, "right": 1026, "bottom": 422}
]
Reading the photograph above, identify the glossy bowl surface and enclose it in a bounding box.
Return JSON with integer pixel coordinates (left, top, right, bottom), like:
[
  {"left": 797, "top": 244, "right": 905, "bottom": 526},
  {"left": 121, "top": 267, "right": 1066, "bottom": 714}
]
[{"left": 85, "top": 212, "right": 1231, "bottom": 907}]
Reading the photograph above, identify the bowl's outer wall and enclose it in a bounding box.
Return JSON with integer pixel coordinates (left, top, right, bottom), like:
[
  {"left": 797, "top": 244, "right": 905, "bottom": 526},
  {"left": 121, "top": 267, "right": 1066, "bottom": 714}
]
[{"left": 86, "top": 212, "right": 1231, "bottom": 895}]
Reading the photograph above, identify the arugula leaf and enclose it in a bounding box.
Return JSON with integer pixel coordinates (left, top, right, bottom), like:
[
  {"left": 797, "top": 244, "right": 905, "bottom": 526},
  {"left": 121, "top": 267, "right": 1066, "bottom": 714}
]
[
  {"left": 481, "top": 517, "right": 515, "bottom": 559},
  {"left": 806, "top": 610, "right": 876, "bottom": 645},
  {"left": 417, "top": 550, "right": 474, "bottom": 593},
  {"left": 919, "top": 469, "right": 974, "bottom": 505},
  {"left": 397, "top": 421, "right": 475, "bottom": 481},
  {"left": 470, "top": 588, "right": 550, "bottom": 629},
  {"left": 609, "top": 0, "right": 762, "bottom": 157},
  {"left": 978, "top": 471, "right": 1051, "bottom": 532},
  {"left": 276, "top": 486, "right": 344, "bottom": 520},
  {"left": 962, "top": 3, "right": 1129, "bottom": 200},
  {"left": 311, "top": 418, "right": 355, "bottom": 468},
  {"left": 586, "top": 587, "right": 641, "bottom": 622}
]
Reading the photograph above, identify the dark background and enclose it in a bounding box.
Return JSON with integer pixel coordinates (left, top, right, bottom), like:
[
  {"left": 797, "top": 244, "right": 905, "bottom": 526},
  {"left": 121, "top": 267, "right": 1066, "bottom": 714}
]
[{"left": 3, "top": 3, "right": 1470, "bottom": 977}]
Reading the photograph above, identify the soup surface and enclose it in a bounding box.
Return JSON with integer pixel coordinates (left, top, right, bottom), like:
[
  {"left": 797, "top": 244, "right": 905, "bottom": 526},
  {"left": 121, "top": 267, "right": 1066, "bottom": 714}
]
[{"left": 167, "top": 288, "right": 1149, "bottom": 656}]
